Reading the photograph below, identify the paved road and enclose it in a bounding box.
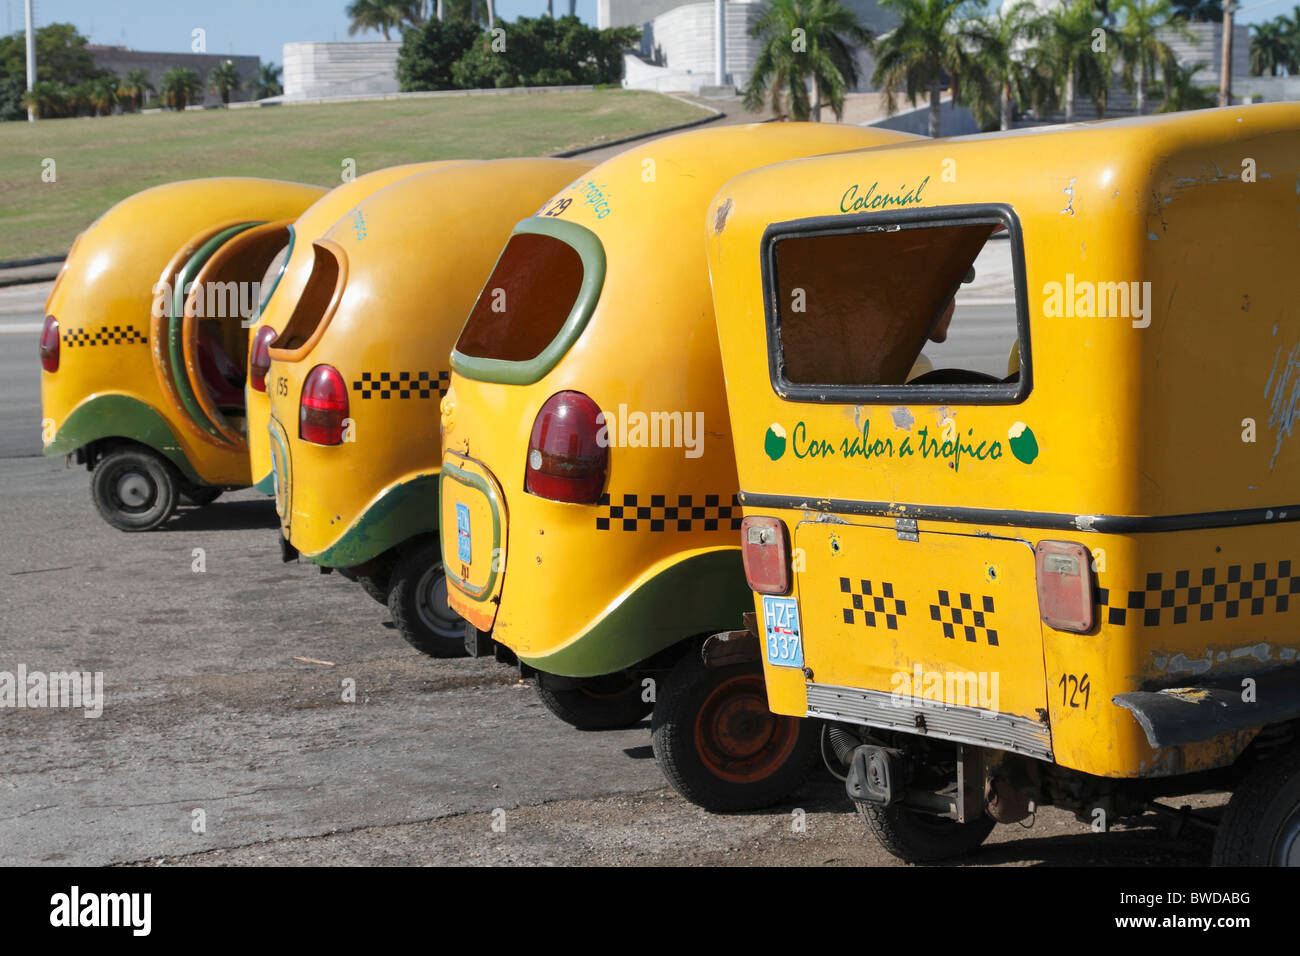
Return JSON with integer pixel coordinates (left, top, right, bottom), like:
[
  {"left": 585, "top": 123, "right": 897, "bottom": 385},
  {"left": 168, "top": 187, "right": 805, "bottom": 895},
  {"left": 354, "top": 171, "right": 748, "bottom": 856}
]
[{"left": 0, "top": 278, "right": 1224, "bottom": 866}]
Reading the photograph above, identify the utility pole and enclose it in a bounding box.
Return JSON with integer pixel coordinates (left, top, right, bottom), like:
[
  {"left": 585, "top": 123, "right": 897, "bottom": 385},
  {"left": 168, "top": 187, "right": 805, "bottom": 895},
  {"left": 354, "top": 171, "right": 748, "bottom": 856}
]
[
  {"left": 714, "top": 0, "right": 726, "bottom": 87},
  {"left": 24, "top": 0, "right": 35, "bottom": 121},
  {"left": 1218, "top": 0, "right": 1235, "bottom": 107}
]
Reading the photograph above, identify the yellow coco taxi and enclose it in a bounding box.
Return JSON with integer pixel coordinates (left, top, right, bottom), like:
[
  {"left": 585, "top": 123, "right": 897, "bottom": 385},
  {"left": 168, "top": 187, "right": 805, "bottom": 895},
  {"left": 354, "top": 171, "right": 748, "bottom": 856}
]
[
  {"left": 40, "top": 177, "right": 325, "bottom": 530},
  {"left": 245, "top": 162, "right": 466, "bottom": 499},
  {"left": 440, "top": 124, "right": 919, "bottom": 810},
  {"left": 706, "top": 104, "right": 1300, "bottom": 863},
  {"left": 266, "top": 158, "right": 591, "bottom": 656}
]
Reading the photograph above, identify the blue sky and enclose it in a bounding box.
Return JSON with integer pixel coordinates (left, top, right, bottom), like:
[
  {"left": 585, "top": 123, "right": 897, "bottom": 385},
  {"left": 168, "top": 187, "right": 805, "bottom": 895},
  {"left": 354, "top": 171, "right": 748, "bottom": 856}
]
[
  {"left": 3, "top": 0, "right": 1288, "bottom": 69},
  {"left": 6, "top": 0, "right": 600, "bottom": 68}
]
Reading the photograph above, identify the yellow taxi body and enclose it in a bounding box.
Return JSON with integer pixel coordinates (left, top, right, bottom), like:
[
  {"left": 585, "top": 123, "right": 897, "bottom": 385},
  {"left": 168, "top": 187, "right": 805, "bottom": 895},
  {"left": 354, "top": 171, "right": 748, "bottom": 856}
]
[
  {"left": 266, "top": 158, "right": 591, "bottom": 566},
  {"left": 246, "top": 162, "right": 464, "bottom": 494},
  {"left": 41, "top": 177, "right": 325, "bottom": 487},
  {"left": 439, "top": 123, "right": 920, "bottom": 677},
  {"left": 706, "top": 104, "right": 1300, "bottom": 780}
]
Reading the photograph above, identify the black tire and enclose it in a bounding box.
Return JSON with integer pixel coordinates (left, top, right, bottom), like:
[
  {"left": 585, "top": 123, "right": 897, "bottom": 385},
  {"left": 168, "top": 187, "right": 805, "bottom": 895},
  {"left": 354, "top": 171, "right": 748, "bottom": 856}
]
[
  {"left": 533, "top": 671, "right": 652, "bottom": 730},
  {"left": 90, "top": 447, "right": 180, "bottom": 532},
  {"left": 386, "top": 539, "right": 466, "bottom": 658},
  {"left": 855, "top": 801, "right": 996, "bottom": 863},
  {"left": 1212, "top": 742, "right": 1300, "bottom": 866},
  {"left": 651, "top": 652, "right": 817, "bottom": 811},
  {"left": 356, "top": 573, "right": 390, "bottom": 606},
  {"left": 180, "top": 483, "right": 222, "bottom": 507}
]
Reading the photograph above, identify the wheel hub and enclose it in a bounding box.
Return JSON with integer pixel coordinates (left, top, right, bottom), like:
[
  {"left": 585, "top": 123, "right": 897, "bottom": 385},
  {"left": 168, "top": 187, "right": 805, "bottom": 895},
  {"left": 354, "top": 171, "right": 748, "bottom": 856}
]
[
  {"left": 414, "top": 564, "right": 459, "bottom": 637},
  {"left": 1276, "top": 809, "right": 1300, "bottom": 866},
  {"left": 115, "top": 471, "right": 153, "bottom": 508},
  {"left": 694, "top": 673, "right": 800, "bottom": 782}
]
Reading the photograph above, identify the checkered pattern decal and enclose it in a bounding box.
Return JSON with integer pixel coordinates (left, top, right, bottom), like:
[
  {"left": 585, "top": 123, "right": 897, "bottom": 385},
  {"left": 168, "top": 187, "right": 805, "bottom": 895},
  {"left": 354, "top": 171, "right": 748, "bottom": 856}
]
[
  {"left": 930, "top": 590, "right": 999, "bottom": 645},
  {"left": 351, "top": 370, "right": 450, "bottom": 400},
  {"left": 840, "top": 578, "right": 906, "bottom": 629},
  {"left": 595, "top": 493, "right": 741, "bottom": 532},
  {"left": 61, "top": 326, "right": 147, "bottom": 347},
  {"left": 1099, "top": 561, "right": 1299, "bottom": 627}
]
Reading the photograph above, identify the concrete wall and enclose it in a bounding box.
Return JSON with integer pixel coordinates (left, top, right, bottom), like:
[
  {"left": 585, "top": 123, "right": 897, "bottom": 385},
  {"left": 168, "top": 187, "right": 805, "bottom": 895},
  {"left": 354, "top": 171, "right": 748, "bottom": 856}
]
[
  {"left": 283, "top": 41, "right": 401, "bottom": 100},
  {"left": 87, "top": 47, "right": 260, "bottom": 106},
  {"left": 1159, "top": 21, "right": 1250, "bottom": 87}
]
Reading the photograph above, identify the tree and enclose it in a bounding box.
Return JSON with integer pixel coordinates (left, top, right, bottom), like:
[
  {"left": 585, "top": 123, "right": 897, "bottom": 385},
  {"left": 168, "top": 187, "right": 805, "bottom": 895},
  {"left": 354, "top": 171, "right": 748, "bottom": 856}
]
[
  {"left": 160, "top": 67, "right": 203, "bottom": 109},
  {"left": 444, "top": 0, "right": 490, "bottom": 24},
  {"left": 872, "top": 0, "right": 971, "bottom": 137},
  {"left": 89, "top": 73, "right": 120, "bottom": 115},
  {"left": 0, "top": 22, "right": 103, "bottom": 120},
  {"left": 252, "top": 62, "right": 283, "bottom": 98},
  {"left": 1040, "top": 0, "right": 1109, "bottom": 121},
  {"left": 451, "top": 16, "right": 638, "bottom": 88},
  {"left": 1250, "top": 18, "right": 1294, "bottom": 76},
  {"left": 1157, "top": 58, "right": 1215, "bottom": 109},
  {"left": 208, "top": 59, "right": 241, "bottom": 105},
  {"left": 1115, "top": 0, "right": 1189, "bottom": 114},
  {"left": 119, "top": 68, "right": 154, "bottom": 111},
  {"left": 1168, "top": 0, "right": 1221, "bottom": 22},
  {"left": 398, "top": 17, "right": 482, "bottom": 90},
  {"left": 346, "top": 0, "right": 421, "bottom": 39},
  {"left": 961, "top": 2, "right": 1049, "bottom": 131},
  {"left": 20, "top": 80, "right": 69, "bottom": 119},
  {"left": 745, "top": 0, "right": 872, "bottom": 121}
]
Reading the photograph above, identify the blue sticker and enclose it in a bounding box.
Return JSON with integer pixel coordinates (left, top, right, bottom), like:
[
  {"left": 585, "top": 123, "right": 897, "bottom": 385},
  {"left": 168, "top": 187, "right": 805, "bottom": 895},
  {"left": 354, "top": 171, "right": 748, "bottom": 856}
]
[
  {"left": 456, "top": 502, "right": 471, "bottom": 563},
  {"left": 762, "top": 595, "right": 803, "bottom": 669}
]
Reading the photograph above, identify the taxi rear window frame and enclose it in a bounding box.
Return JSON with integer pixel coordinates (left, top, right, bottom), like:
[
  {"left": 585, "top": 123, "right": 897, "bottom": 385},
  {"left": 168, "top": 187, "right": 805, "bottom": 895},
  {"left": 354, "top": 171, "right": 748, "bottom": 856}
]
[
  {"left": 450, "top": 216, "right": 606, "bottom": 386},
  {"left": 761, "top": 203, "right": 1032, "bottom": 405}
]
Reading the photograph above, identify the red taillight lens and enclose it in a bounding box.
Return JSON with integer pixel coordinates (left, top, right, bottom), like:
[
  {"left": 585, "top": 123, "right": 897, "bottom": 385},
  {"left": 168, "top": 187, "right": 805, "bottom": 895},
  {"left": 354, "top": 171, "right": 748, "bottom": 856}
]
[
  {"left": 299, "top": 364, "right": 348, "bottom": 445},
  {"left": 525, "top": 391, "right": 608, "bottom": 504},
  {"left": 249, "top": 325, "right": 277, "bottom": 393},
  {"left": 741, "top": 515, "right": 791, "bottom": 595},
  {"left": 1035, "top": 540, "right": 1095, "bottom": 633},
  {"left": 39, "top": 315, "right": 59, "bottom": 372}
]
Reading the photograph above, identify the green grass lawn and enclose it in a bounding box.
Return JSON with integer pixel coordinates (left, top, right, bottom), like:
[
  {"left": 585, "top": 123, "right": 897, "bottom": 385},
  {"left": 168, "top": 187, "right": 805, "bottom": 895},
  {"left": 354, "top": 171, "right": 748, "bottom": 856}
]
[{"left": 0, "top": 90, "right": 709, "bottom": 260}]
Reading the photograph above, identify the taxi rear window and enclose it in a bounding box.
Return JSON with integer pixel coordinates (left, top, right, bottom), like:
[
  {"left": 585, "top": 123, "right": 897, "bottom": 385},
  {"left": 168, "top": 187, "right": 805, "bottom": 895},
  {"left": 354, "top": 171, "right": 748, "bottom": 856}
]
[
  {"left": 765, "top": 207, "right": 1029, "bottom": 404},
  {"left": 455, "top": 232, "right": 584, "bottom": 363}
]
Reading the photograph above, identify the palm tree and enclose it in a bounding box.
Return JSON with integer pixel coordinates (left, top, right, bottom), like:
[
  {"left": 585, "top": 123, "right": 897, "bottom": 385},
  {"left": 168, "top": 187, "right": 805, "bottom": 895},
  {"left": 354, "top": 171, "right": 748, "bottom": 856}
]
[
  {"left": 208, "top": 60, "right": 241, "bottom": 105},
  {"left": 1158, "top": 59, "right": 1215, "bottom": 109},
  {"left": 1040, "top": 0, "right": 1109, "bottom": 121},
  {"left": 1115, "top": 0, "right": 1189, "bottom": 114},
  {"left": 253, "top": 62, "right": 284, "bottom": 98},
  {"left": 21, "top": 81, "right": 68, "bottom": 119},
  {"left": 89, "top": 74, "right": 120, "bottom": 116},
  {"left": 1168, "top": 0, "right": 1221, "bottom": 21},
  {"left": 746, "top": 0, "right": 872, "bottom": 121},
  {"left": 119, "top": 68, "right": 153, "bottom": 111},
  {"left": 160, "top": 68, "right": 203, "bottom": 110},
  {"left": 346, "top": 0, "right": 404, "bottom": 39},
  {"left": 962, "top": 2, "right": 1048, "bottom": 131},
  {"left": 872, "top": 0, "right": 968, "bottom": 137},
  {"left": 1251, "top": 19, "right": 1294, "bottom": 75}
]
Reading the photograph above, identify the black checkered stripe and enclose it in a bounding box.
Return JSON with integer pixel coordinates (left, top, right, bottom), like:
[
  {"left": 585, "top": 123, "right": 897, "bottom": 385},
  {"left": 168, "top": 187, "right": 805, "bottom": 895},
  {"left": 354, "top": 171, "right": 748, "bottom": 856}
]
[
  {"left": 1099, "top": 561, "right": 1298, "bottom": 627},
  {"left": 61, "top": 325, "right": 147, "bottom": 347},
  {"left": 840, "top": 578, "right": 907, "bottom": 630},
  {"left": 930, "top": 590, "right": 999, "bottom": 646},
  {"left": 595, "top": 493, "right": 741, "bottom": 531},
  {"left": 351, "top": 370, "right": 450, "bottom": 399}
]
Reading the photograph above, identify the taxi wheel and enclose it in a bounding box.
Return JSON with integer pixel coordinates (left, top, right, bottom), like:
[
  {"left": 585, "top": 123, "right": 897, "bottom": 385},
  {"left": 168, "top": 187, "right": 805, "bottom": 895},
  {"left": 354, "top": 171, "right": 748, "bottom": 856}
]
[
  {"left": 855, "top": 801, "right": 995, "bottom": 863},
  {"left": 387, "top": 541, "right": 467, "bottom": 658},
  {"left": 533, "top": 671, "right": 652, "bottom": 730},
  {"left": 1212, "top": 741, "right": 1300, "bottom": 866},
  {"left": 91, "top": 447, "right": 180, "bottom": 532},
  {"left": 180, "top": 483, "right": 222, "bottom": 507},
  {"left": 651, "top": 652, "right": 817, "bottom": 811}
]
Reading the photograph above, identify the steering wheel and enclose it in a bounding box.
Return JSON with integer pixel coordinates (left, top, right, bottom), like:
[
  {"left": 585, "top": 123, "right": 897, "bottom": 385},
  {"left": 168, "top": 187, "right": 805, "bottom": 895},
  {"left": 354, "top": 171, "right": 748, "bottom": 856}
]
[{"left": 907, "top": 368, "right": 1006, "bottom": 386}]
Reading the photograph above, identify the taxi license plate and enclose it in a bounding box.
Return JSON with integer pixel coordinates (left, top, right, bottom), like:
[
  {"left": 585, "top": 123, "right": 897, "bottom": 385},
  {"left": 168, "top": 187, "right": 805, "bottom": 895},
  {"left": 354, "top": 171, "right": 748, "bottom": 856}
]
[{"left": 761, "top": 595, "right": 803, "bottom": 669}]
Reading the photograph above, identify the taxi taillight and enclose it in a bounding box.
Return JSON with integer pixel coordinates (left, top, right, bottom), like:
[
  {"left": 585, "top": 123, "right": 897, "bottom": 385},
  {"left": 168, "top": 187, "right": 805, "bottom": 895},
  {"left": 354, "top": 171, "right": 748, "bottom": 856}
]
[
  {"left": 299, "top": 364, "right": 348, "bottom": 445},
  {"left": 39, "top": 315, "right": 59, "bottom": 372},
  {"left": 525, "top": 391, "right": 607, "bottom": 504},
  {"left": 741, "top": 515, "right": 791, "bottom": 595},
  {"left": 1035, "top": 540, "right": 1095, "bottom": 633},
  {"left": 249, "top": 325, "right": 277, "bottom": 392}
]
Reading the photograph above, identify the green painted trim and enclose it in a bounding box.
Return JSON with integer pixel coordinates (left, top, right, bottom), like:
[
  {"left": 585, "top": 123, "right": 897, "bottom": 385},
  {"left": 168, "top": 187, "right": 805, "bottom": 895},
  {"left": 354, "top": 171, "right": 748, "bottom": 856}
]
[
  {"left": 306, "top": 472, "right": 442, "bottom": 567},
  {"left": 518, "top": 549, "right": 754, "bottom": 678},
  {"left": 252, "top": 471, "right": 275, "bottom": 495},
  {"left": 439, "top": 460, "right": 501, "bottom": 600},
  {"left": 169, "top": 223, "right": 260, "bottom": 442},
  {"left": 450, "top": 216, "right": 606, "bottom": 386},
  {"left": 43, "top": 393, "right": 203, "bottom": 484}
]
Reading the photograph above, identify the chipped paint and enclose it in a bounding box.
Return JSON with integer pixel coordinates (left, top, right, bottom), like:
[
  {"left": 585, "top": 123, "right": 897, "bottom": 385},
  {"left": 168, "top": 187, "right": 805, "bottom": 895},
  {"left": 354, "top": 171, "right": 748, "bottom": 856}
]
[
  {"left": 1074, "top": 515, "right": 1100, "bottom": 531},
  {"left": 891, "top": 406, "right": 914, "bottom": 430},
  {"left": 1061, "top": 177, "right": 1076, "bottom": 216},
  {"left": 1264, "top": 337, "right": 1299, "bottom": 469},
  {"left": 713, "top": 197, "right": 733, "bottom": 234}
]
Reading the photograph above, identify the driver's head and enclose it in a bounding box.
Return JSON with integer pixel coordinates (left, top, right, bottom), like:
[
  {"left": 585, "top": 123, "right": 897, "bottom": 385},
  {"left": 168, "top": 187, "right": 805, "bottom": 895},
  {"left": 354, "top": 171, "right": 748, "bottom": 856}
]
[{"left": 927, "top": 265, "right": 975, "bottom": 344}]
